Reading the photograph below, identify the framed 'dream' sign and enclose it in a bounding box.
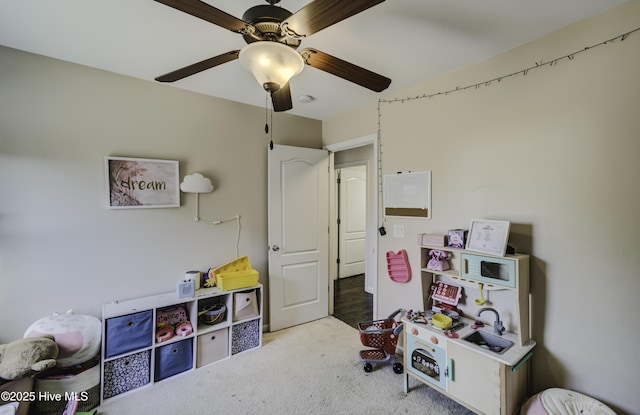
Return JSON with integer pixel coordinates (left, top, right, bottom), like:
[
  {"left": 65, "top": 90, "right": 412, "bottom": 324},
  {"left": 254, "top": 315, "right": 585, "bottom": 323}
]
[
  {"left": 105, "top": 156, "right": 180, "bottom": 209},
  {"left": 383, "top": 171, "right": 431, "bottom": 218}
]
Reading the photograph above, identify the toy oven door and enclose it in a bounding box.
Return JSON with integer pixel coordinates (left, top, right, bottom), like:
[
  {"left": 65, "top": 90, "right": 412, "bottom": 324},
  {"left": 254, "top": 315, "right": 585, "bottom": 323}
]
[{"left": 406, "top": 333, "right": 447, "bottom": 391}]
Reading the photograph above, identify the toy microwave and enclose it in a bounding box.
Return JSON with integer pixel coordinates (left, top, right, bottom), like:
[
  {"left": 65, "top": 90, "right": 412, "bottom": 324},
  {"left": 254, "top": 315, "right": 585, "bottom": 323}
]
[{"left": 460, "top": 253, "right": 517, "bottom": 288}]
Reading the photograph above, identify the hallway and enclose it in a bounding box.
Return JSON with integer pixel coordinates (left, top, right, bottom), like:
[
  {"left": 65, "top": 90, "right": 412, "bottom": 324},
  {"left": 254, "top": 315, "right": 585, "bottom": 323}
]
[{"left": 333, "top": 274, "right": 372, "bottom": 329}]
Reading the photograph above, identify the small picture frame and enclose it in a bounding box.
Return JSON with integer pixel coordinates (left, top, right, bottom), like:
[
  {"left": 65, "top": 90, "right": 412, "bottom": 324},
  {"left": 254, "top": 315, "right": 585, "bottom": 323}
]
[
  {"left": 105, "top": 156, "right": 180, "bottom": 209},
  {"left": 465, "top": 219, "right": 511, "bottom": 256}
]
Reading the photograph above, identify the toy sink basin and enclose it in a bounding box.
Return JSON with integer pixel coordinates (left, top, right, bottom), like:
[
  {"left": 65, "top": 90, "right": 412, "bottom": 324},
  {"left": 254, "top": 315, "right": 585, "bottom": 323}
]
[
  {"left": 463, "top": 331, "right": 514, "bottom": 355},
  {"left": 432, "top": 313, "right": 452, "bottom": 329}
]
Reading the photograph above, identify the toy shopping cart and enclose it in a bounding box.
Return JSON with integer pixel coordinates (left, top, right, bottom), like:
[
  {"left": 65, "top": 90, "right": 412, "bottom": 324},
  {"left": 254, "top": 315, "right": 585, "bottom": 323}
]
[{"left": 358, "top": 308, "right": 404, "bottom": 374}]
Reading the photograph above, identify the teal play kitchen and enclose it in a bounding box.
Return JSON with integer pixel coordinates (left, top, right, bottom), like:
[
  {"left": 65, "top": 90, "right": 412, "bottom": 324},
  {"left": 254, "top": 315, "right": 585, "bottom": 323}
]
[{"left": 404, "top": 244, "right": 536, "bottom": 415}]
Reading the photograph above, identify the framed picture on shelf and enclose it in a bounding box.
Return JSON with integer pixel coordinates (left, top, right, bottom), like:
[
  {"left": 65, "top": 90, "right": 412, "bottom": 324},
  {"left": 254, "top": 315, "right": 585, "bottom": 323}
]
[
  {"left": 465, "top": 219, "right": 511, "bottom": 256},
  {"left": 105, "top": 156, "right": 180, "bottom": 209}
]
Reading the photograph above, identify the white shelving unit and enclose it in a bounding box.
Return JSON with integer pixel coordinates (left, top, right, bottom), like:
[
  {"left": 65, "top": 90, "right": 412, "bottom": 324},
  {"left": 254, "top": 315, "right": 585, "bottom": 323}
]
[{"left": 100, "top": 284, "right": 262, "bottom": 402}]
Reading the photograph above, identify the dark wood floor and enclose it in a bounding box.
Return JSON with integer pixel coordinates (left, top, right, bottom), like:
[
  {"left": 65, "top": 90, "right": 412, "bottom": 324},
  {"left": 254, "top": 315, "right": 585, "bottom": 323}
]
[{"left": 333, "top": 274, "right": 373, "bottom": 329}]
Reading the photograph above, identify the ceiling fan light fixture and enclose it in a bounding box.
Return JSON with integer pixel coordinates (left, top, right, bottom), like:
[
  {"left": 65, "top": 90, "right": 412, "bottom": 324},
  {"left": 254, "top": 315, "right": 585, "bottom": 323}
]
[{"left": 239, "top": 41, "right": 304, "bottom": 93}]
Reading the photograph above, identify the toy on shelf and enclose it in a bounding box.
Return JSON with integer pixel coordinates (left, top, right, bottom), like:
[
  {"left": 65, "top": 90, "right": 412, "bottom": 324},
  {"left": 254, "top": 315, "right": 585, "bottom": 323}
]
[
  {"left": 431, "top": 281, "right": 462, "bottom": 306},
  {"left": 175, "top": 321, "right": 193, "bottom": 337},
  {"left": 427, "top": 249, "right": 450, "bottom": 272},
  {"left": 447, "top": 229, "right": 467, "bottom": 248},
  {"left": 155, "top": 305, "right": 192, "bottom": 343},
  {"left": 155, "top": 326, "right": 174, "bottom": 343},
  {"left": 198, "top": 303, "right": 227, "bottom": 325},
  {"left": 210, "top": 256, "right": 259, "bottom": 291},
  {"left": 203, "top": 269, "right": 217, "bottom": 288}
]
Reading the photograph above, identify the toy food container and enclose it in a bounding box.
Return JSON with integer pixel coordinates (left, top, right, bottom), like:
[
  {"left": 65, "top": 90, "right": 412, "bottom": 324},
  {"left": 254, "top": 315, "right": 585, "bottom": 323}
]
[{"left": 432, "top": 313, "right": 453, "bottom": 329}]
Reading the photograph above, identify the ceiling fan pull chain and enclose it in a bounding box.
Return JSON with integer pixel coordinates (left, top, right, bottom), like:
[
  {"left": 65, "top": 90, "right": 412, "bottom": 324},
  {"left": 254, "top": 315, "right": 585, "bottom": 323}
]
[
  {"left": 265, "top": 91, "right": 274, "bottom": 150},
  {"left": 265, "top": 93, "right": 269, "bottom": 134},
  {"left": 270, "top": 96, "right": 274, "bottom": 150}
]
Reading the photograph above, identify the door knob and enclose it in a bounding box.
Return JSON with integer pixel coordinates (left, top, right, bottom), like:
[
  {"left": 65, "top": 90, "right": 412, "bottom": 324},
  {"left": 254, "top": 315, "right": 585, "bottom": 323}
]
[{"left": 271, "top": 245, "right": 280, "bottom": 252}]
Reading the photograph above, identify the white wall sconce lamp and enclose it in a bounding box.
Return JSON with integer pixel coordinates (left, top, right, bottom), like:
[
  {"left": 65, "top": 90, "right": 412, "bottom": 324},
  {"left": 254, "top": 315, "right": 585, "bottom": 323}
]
[
  {"left": 180, "top": 173, "right": 241, "bottom": 257},
  {"left": 180, "top": 173, "right": 214, "bottom": 222}
]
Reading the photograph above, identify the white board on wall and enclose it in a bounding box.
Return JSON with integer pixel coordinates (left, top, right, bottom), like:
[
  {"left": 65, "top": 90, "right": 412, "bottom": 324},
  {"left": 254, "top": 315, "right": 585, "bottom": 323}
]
[{"left": 383, "top": 171, "right": 431, "bottom": 218}]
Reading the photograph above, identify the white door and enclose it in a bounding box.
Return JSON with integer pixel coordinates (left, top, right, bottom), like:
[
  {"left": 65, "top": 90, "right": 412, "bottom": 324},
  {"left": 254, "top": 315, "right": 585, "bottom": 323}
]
[
  {"left": 268, "top": 144, "right": 329, "bottom": 332},
  {"left": 338, "top": 166, "right": 366, "bottom": 278}
]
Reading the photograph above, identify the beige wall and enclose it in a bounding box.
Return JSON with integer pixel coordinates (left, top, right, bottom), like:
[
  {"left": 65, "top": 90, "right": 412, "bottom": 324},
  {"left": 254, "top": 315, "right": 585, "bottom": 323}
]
[
  {"left": 324, "top": 2, "right": 640, "bottom": 414},
  {"left": 0, "top": 45, "right": 321, "bottom": 342}
]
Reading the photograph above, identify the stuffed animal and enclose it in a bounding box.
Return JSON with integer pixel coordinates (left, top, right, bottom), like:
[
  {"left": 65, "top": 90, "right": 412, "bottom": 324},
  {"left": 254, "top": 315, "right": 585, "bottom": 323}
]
[
  {"left": 24, "top": 311, "right": 101, "bottom": 368},
  {"left": 0, "top": 335, "right": 59, "bottom": 380}
]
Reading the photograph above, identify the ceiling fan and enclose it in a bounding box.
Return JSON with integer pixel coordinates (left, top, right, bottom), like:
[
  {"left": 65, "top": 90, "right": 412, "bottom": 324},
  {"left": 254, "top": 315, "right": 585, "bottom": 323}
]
[{"left": 154, "top": 0, "right": 392, "bottom": 112}]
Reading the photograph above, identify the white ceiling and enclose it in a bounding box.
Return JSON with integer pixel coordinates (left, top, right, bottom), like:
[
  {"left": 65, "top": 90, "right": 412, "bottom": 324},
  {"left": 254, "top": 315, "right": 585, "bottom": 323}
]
[{"left": 0, "top": 0, "right": 630, "bottom": 121}]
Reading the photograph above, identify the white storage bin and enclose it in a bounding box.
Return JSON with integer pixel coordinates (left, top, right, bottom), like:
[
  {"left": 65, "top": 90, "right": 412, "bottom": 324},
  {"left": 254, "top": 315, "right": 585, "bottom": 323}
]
[
  {"left": 233, "top": 290, "right": 259, "bottom": 322},
  {"left": 196, "top": 329, "right": 229, "bottom": 367}
]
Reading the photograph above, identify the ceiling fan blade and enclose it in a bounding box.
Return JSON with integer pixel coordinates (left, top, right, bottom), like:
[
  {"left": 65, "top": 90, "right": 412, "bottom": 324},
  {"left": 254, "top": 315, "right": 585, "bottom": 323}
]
[
  {"left": 155, "top": 50, "right": 240, "bottom": 82},
  {"left": 271, "top": 83, "right": 293, "bottom": 112},
  {"left": 283, "top": 0, "right": 384, "bottom": 37},
  {"left": 154, "top": 0, "right": 249, "bottom": 32},
  {"left": 301, "top": 48, "right": 391, "bottom": 92}
]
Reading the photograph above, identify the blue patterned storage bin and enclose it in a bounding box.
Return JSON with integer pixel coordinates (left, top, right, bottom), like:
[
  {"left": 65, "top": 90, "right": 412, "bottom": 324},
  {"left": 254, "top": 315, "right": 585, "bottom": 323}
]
[
  {"left": 105, "top": 310, "right": 153, "bottom": 358},
  {"left": 154, "top": 338, "right": 194, "bottom": 381},
  {"left": 231, "top": 318, "right": 260, "bottom": 355},
  {"left": 103, "top": 350, "right": 150, "bottom": 399}
]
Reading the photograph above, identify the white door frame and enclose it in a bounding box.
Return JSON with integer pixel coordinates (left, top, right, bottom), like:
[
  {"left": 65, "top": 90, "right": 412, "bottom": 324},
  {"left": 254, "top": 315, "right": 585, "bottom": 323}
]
[{"left": 325, "top": 133, "right": 379, "bottom": 320}]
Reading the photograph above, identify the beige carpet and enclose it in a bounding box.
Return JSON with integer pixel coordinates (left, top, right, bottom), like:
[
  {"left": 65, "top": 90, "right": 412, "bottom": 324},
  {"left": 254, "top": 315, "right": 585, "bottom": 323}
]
[{"left": 97, "top": 316, "right": 475, "bottom": 414}]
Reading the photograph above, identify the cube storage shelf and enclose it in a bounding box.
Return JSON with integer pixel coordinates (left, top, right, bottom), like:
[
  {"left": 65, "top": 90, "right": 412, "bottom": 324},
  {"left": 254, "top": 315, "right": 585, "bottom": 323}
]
[{"left": 100, "top": 284, "right": 262, "bottom": 402}]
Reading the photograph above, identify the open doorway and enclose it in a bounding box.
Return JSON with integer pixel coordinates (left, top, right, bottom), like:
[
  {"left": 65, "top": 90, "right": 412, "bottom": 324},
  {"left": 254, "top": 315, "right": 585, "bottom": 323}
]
[
  {"left": 326, "top": 136, "right": 377, "bottom": 329},
  {"left": 337, "top": 165, "right": 366, "bottom": 279},
  {"left": 333, "top": 165, "right": 372, "bottom": 328}
]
